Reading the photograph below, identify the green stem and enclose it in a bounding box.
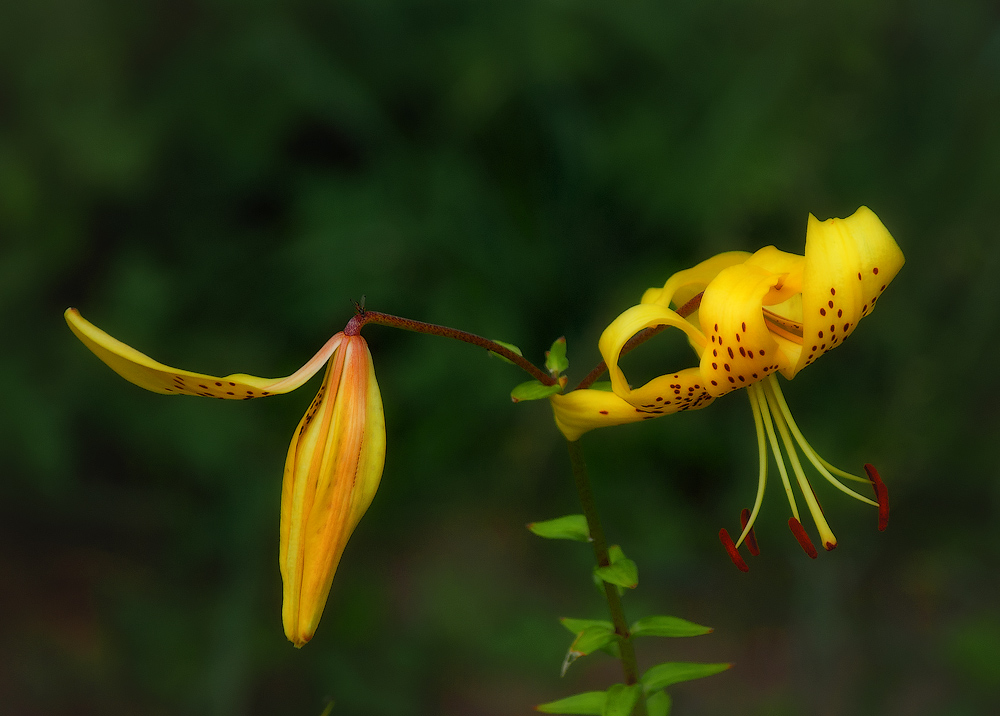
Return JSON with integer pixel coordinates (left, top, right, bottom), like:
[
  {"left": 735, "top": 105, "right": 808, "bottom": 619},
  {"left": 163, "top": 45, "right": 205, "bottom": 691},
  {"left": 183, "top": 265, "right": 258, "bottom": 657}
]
[
  {"left": 567, "top": 440, "right": 647, "bottom": 716},
  {"left": 347, "top": 309, "right": 556, "bottom": 385}
]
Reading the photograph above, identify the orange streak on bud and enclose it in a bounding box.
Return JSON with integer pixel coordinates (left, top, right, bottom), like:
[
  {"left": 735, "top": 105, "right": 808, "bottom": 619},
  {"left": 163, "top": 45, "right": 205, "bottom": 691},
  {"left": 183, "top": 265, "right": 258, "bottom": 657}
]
[
  {"left": 864, "top": 463, "right": 889, "bottom": 531},
  {"left": 740, "top": 508, "right": 760, "bottom": 556},
  {"left": 719, "top": 528, "right": 750, "bottom": 572},
  {"left": 280, "top": 333, "right": 386, "bottom": 647},
  {"left": 788, "top": 517, "right": 818, "bottom": 559}
]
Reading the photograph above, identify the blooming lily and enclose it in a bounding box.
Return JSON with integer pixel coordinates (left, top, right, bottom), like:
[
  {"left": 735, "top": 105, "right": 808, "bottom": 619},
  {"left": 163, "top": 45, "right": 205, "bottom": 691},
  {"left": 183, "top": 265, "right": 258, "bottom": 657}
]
[
  {"left": 596, "top": 207, "right": 903, "bottom": 568},
  {"left": 64, "top": 309, "right": 385, "bottom": 645}
]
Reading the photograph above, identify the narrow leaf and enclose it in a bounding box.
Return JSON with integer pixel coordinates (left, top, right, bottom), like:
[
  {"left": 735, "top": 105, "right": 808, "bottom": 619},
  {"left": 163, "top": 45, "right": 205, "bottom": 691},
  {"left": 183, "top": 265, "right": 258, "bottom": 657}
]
[
  {"left": 630, "top": 616, "right": 713, "bottom": 638},
  {"left": 488, "top": 340, "right": 523, "bottom": 366},
  {"left": 562, "top": 624, "right": 617, "bottom": 676},
  {"left": 511, "top": 379, "right": 563, "bottom": 403},
  {"left": 571, "top": 625, "right": 617, "bottom": 655},
  {"left": 545, "top": 336, "right": 569, "bottom": 376},
  {"left": 602, "top": 684, "right": 642, "bottom": 716},
  {"left": 595, "top": 560, "right": 638, "bottom": 589},
  {"left": 645, "top": 690, "right": 671, "bottom": 716},
  {"left": 529, "top": 515, "right": 591, "bottom": 542},
  {"left": 641, "top": 662, "right": 731, "bottom": 692},
  {"left": 536, "top": 691, "right": 606, "bottom": 715},
  {"left": 560, "top": 617, "right": 613, "bottom": 635}
]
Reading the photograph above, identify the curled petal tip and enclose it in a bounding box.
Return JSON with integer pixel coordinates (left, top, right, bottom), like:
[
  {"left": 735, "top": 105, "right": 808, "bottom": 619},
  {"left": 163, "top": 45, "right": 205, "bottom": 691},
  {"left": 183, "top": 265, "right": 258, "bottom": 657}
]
[{"left": 719, "top": 528, "right": 749, "bottom": 572}]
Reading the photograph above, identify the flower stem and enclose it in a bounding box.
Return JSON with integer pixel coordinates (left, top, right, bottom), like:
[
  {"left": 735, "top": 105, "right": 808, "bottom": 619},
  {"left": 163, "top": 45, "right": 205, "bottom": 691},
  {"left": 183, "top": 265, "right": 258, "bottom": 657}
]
[
  {"left": 346, "top": 309, "right": 556, "bottom": 385},
  {"left": 575, "top": 290, "right": 703, "bottom": 391},
  {"left": 566, "top": 439, "right": 647, "bottom": 715}
]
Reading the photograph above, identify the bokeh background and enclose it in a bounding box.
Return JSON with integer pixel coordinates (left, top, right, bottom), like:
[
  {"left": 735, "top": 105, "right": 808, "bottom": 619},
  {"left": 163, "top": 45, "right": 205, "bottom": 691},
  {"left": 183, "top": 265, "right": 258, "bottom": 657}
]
[{"left": 3, "top": 1, "right": 999, "bottom": 714}]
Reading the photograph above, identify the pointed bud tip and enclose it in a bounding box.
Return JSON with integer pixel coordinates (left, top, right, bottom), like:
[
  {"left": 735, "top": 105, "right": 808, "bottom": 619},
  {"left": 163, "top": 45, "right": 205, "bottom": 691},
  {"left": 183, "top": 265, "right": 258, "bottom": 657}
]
[
  {"left": 719, "top": 528, "right": 750, "bottom": 572},
  {"left": 788, "top": 518, "right": 818, "bottom": 559}
]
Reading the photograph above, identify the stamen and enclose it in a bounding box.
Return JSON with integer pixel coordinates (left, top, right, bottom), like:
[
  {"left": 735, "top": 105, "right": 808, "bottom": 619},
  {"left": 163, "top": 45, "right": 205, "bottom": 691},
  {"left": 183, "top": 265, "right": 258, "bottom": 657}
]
[
  {"left": 740, "top": 508, "right": 760, "bottom": 556},
  {"left": 764, "top": 384, "right": 838, "bottom": 550},
  {"left": 788, "top": 517, "right": 818, "bottom": 559},
  {"left": 767, "top": 379, "right": 878, "bottom": 507},
  {"left": 719, "top": 528, "right": 749, "bottom": 572},
  {"left": 735, "top": 388, "right": 769, "bottom": 550},
  {"left": 762, "top": 309, "right": 803, "bottom": 342},
  {"left": 752, "top": 384, "right": 799, "bottom": 522},
  {"left": 864, "top": 463, "right": 889, "bottom": 531}
]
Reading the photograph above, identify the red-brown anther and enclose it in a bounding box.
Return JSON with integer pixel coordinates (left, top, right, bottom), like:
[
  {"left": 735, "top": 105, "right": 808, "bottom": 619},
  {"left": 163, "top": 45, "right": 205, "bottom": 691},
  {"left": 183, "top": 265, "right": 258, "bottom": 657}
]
[
  {"left": 788, "top": 517, "right": 818, "bottom": 559},
  {"left": 719, "top": 528, "right": 749, "bottom": 572},
  {"left": 740, "top": 508, "right": 760, "bottom": 556},
  {"left": 864, "top": 463, "right": 889, "bottom": 531}
]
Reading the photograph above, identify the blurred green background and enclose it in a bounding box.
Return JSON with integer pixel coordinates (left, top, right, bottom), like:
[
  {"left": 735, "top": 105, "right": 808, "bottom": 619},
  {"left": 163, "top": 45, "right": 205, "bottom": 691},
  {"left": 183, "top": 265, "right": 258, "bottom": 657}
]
[{"left": 2, "top": 1, "right": 999, "bottom": 714}]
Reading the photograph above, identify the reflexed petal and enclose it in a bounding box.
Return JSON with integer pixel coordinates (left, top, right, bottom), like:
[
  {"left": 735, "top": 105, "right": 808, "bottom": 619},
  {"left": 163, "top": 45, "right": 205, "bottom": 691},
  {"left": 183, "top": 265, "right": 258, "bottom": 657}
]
[
  {"left": 641, "top": 251, "right": 750, "bottom": 308},
  {"left": 280, "top": 334, "right": 385, "bottom": 647},
  {"left": 698, "top": 263, "right": 788, "bottom": 397},
  {"left": 549, "top": 388, "right": 654, "bottom": 441},
  {"left": 65, "top": 308, "right": 339, "bottom": 399},
  {"left": 598, "top": 303, "right": 709, "bottom": 405},
  {"left": 788, "top": 207, "right": 903, "bottom": 377}
]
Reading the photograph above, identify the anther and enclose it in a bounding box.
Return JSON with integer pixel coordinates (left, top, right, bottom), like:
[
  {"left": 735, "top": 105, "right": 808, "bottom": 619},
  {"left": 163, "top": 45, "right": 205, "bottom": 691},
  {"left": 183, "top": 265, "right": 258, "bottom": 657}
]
[
  {"left": 740, "top": 508, "right": 760, "bottom": 556},
  {"left": 864, "top": 463, "right": 889, "bottom": 531},
  {"left": 788, "top": 518, "right": 818, "bottom": 559},
  {"left": 719, "top": 528, "right": 749, "bottom": 572}
]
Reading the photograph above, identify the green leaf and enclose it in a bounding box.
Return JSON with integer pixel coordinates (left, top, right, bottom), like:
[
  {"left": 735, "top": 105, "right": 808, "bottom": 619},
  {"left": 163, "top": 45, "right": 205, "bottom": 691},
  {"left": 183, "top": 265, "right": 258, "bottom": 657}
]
[
  {"left": 645, "top": 690, "right": 672, "bottom": 716},
  {"left": 511, "top": 379, "right": 563, "bottom": 403},
  {"left": 594, "top": 546, "right": 638, "bottom": 589},
  {"left": 560, "top": 617, "right": 613, "bottom": 635},
  {"left": 641, "top": 662, "right": 731, "bottom": 692},
  {"left": 536, "top": 691, "right": 606, "bottom": 715},
  {"left": 528, "top": 515, "right": 591, "bottom": 542},
  {"left": 571, "top": 624, "right": 617, "bottom": 655},
  {"left": 545, "top": 336, "right": 569, "bottom": 376},
  {"left": 589, "top": 381, "right": 613, "bottom": 392},
  {"left": 630, "top": 616, "right": 713, "bottom": 638},
  {"left": 602, "top": 684, "right": 642, "bottom": 716},
  {"left": 561, "top": 624, "right": 617, "bottom": 675},
  {"left": 488, "top": 340, "right": 523, "bottom": 366}
]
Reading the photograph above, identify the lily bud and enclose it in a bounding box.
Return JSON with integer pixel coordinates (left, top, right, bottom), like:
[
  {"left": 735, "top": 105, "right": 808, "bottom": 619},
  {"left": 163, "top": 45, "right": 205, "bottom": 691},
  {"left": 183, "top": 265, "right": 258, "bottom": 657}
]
[{"left": 280, "top": 332, "right": 386, "bottom": 647}]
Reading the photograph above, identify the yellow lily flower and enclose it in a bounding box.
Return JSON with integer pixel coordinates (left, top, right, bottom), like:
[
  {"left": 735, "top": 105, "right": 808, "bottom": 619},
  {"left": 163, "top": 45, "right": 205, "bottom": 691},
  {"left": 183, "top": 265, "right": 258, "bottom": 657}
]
[
  {"left": 65, "top": 309, "right": 386, "bottom": 646},
  {"left": 549, "top": 252, "right": 752, "bottom": 442},
  {"left": 598, "top": 207, "right": 903, "bottom": 568}
]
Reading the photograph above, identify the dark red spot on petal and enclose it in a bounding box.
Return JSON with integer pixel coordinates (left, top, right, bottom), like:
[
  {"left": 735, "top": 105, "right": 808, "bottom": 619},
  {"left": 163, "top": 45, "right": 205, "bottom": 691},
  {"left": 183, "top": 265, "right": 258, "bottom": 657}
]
[
  {"left": 599, "top": 410, "right": 609, "bottom": 415},
  {"left": 740, "top": 509, "right": 760, "bottom": 556},
  {"left": 788, "top": 518, "right": 818, "bottom": 559},
  {"left": 873, "top": 267, "right": 879, "bottom": 275},
  {"left": 719, "top": 528, "right": 749, "bottom": 572}
]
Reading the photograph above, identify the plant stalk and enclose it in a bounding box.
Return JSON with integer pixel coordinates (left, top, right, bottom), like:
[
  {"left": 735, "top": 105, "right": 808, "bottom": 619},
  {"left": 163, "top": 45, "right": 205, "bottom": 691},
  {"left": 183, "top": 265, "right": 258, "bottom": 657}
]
[
  {"left": 346, "top": 309, "right": 556, "bottom": 385},
  {"left": 567, "top": 439, "right": 647, "bottom": 715}
]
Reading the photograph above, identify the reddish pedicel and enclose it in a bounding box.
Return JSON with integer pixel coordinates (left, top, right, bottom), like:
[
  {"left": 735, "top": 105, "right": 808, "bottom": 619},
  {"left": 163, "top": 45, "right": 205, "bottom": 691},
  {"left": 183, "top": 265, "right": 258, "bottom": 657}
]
[
  {"left": 864, "top": 463, "right": 889, "bottom": 531},
  {"left": 740, "top": 508, "right": 760, "bottom": 556},
  {"left": 719, "top": 528, "right": 749, "bottom": 572},
  {"left": 788, "top": 518, "right": 818, "bottom": 559}
]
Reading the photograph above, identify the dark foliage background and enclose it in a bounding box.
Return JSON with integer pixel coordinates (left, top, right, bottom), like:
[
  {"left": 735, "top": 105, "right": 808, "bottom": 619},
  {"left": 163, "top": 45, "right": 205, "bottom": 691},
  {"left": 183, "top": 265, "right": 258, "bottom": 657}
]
[{"left": 2, "top": 1, "right": 999, "bottom": 714}]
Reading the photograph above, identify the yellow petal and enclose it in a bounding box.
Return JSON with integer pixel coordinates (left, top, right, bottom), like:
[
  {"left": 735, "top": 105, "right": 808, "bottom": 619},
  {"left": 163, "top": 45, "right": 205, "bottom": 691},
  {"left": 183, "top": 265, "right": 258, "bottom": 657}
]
[
  {"left": 788, "top": 207, "right": 904, "bottom": 377},
  {"left": 548, "top": 388, "right": 653, "bottom": 441},
  {"left": 699, "top": 260, "right": 796, "bottom": 397},
  {"left": 598, "top": 303, "right": 709, "bottom": 404},
  {"left": 280, "top": 334, "right": 386, "bottom": 647},
  {"left": 641, "top": 251, "right": 751, "bottom": 308},
  {"left": 65, "top": 308, "right": 339, "bottom": 399}
]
